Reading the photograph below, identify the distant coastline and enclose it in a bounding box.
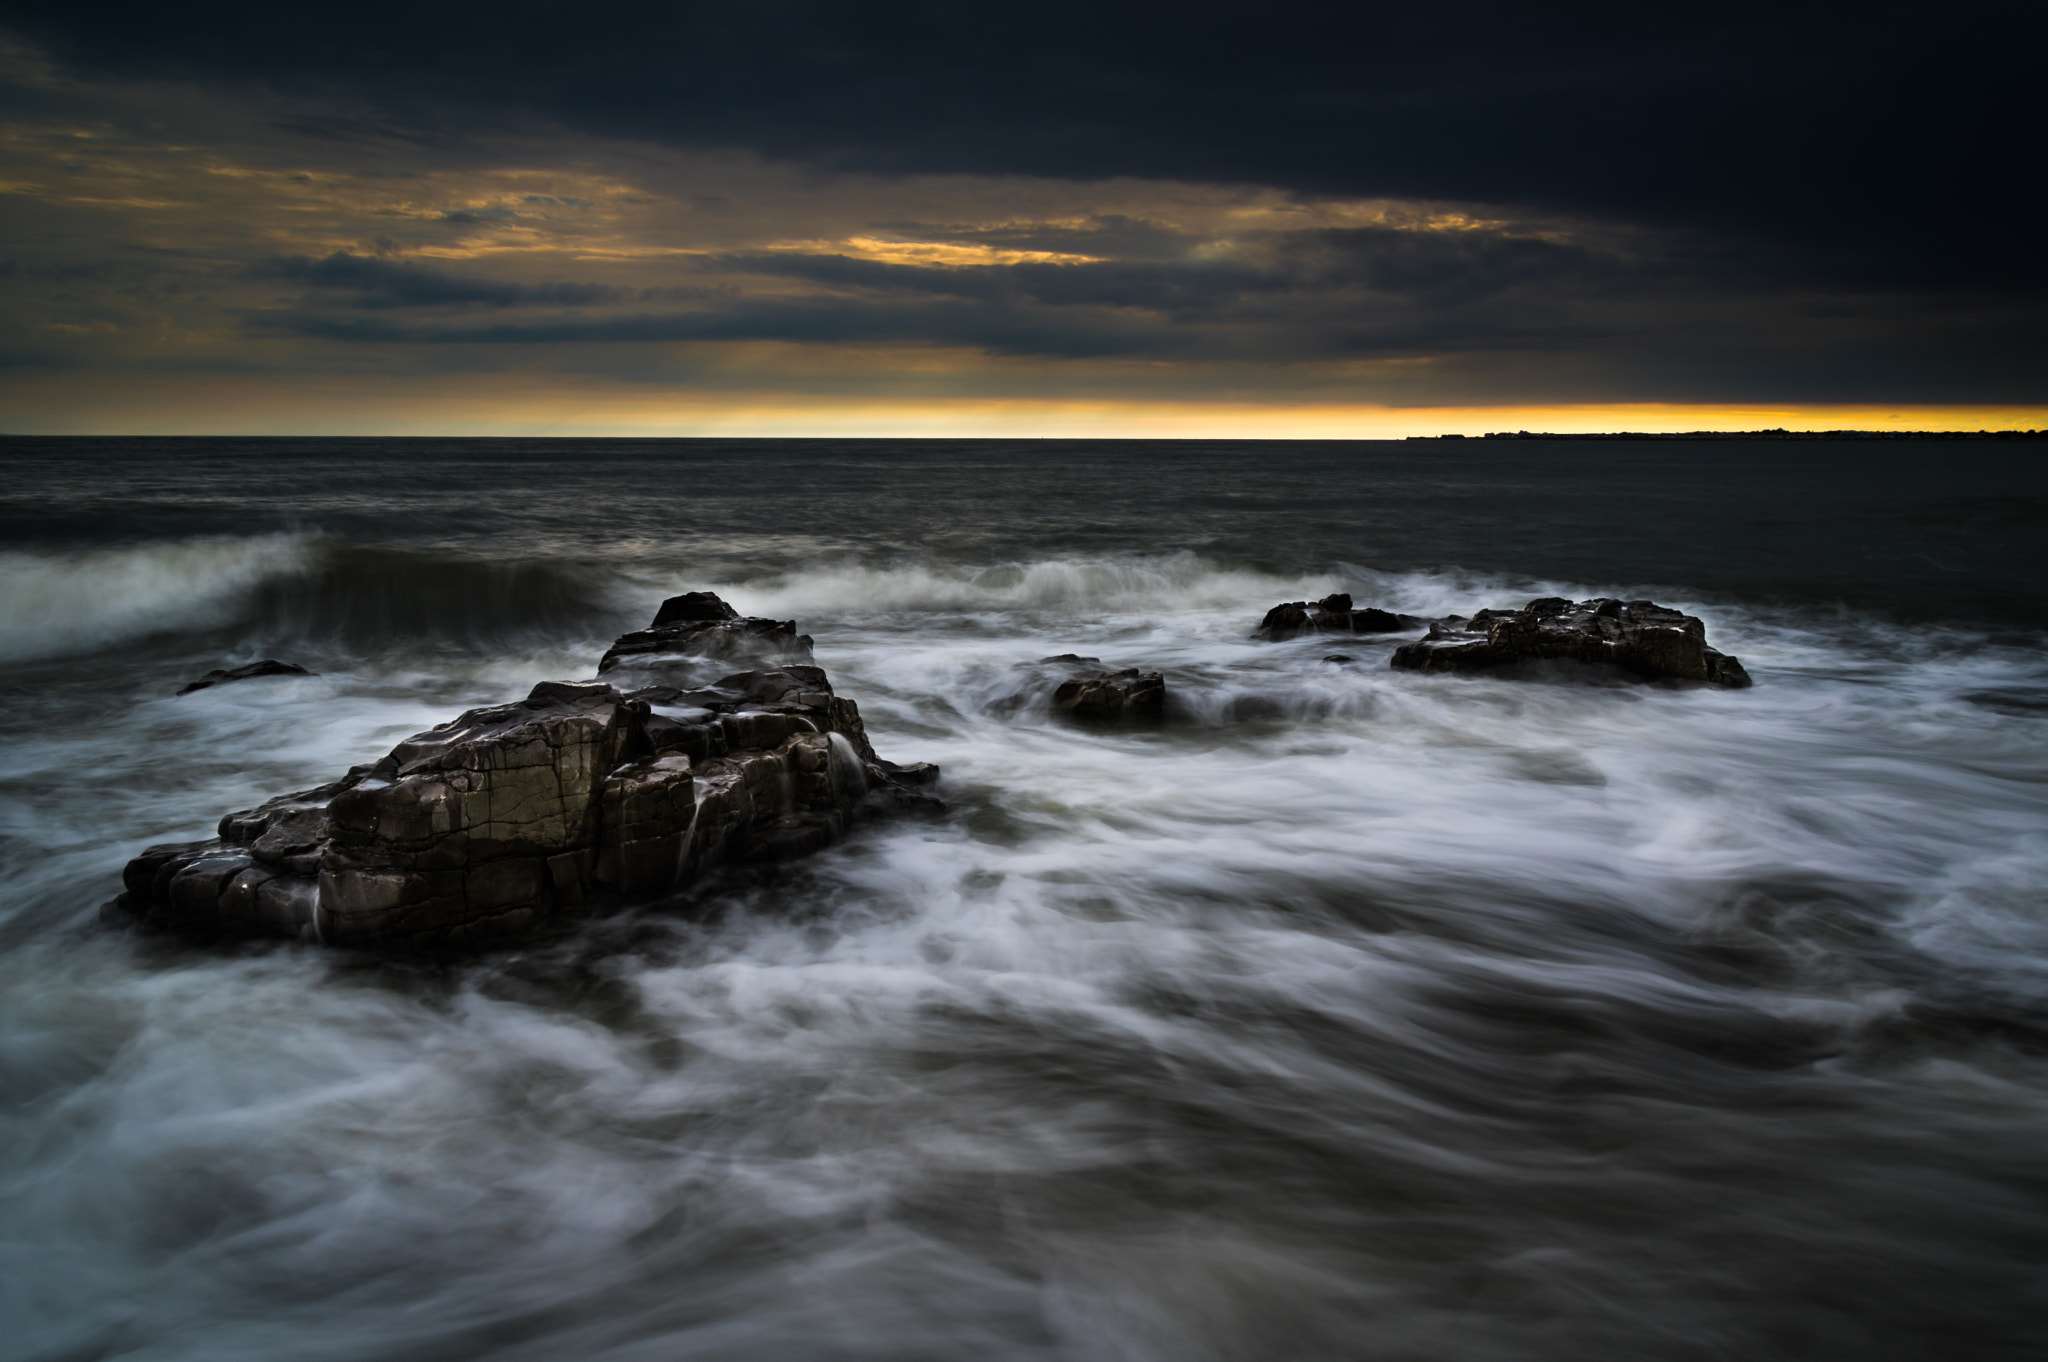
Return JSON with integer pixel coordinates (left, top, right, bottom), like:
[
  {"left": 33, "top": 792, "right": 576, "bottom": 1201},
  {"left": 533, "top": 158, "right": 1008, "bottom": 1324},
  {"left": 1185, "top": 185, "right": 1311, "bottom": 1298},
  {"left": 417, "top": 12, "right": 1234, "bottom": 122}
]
[{"left": 1410, "top": 428, "right": 2047, "bottom": 441}]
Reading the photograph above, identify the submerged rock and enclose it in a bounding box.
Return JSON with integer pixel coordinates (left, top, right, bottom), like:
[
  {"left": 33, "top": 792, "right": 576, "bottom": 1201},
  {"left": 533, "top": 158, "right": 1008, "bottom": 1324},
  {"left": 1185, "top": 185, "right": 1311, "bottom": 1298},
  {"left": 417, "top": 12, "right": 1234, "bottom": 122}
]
[
  {"left": 983, "top": 655, "right": 1168, "bottom": 722},
  {"left": 177, "top": 659, "right": 317, "bottom": 695},
  {"left": 1390, "top": 597, "right": 1752, "bottom": 686},
  {"left": 1256, "top": 593, "right": 1423, "bottom": 641},
  {"left": 113, "top": 595, "right": 938, "bottom": 950},
  {"left": 1047, "top": 657, "right": 1166, "bottom": 721}
]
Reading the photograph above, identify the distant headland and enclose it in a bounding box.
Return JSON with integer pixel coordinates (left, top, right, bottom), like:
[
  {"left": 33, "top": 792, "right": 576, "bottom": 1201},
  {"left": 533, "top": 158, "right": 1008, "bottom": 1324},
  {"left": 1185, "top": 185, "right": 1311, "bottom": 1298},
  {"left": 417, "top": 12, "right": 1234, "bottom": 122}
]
[{"left": 1409, "top": 428, "right": 2047, "bottom": 441}]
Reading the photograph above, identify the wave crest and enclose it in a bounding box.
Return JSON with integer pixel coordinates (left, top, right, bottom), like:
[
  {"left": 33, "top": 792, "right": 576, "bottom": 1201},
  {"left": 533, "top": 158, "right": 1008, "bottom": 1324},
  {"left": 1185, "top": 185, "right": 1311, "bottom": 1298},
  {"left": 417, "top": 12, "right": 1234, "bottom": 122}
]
[
  {"left": 0, "top": 534, "right": 317, "bottom": 663},
  {"left": 714, "top": 552, "right": 1343, "bottom": 617},
  {"left": 0, "top": 536, "right": 628, "bottom": 662}
]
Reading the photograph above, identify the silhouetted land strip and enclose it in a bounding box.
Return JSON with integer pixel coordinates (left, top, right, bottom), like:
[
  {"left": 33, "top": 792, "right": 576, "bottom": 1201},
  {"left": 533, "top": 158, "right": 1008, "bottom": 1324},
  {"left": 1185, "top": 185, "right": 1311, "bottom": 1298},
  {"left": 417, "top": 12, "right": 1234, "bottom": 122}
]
[{"left": 1411, "top": 429, "right": 2047, "bottom": 441}]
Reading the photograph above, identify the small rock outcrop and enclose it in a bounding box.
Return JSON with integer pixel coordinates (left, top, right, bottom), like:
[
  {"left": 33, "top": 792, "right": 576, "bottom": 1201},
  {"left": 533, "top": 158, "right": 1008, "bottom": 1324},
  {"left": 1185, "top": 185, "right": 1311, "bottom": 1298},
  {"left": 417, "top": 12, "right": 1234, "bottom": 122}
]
[
  {"left": 177, "top": 660, "right": 317, "bottom": 695},
  {"left": 1256, "top": 593, "right": 1423, "bottom": 641},
  {"left": 113, "top": 595, "right": 938, "bottom": 950},
  {"left": 1389, "top": 597, "right": 1752, "bottom": 686},
  {"left": 1042, "top": 655, "right": 1166, "bottom": 720},
  {"left": 599, "top": 592, "right": 812, "bottom": 681}
]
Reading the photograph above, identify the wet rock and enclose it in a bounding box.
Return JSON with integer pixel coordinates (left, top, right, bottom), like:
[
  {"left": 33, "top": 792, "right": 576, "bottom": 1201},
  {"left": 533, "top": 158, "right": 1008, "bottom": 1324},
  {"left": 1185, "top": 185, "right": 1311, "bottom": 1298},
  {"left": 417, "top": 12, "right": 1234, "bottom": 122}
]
[
  {"left": 112, "top": 595, "right": 938, "bottom": 950},
  {"left": 1043, "top": 656, "right": 1166, "bottom": 721},
  {"left": 598, "top": 592, "right": 813, "bottom": 685},
  {"left": 1390, "top": 597, "right": 1752, "bottom": 686},
  {"left": 177, "top": 660, "right": 317, "bottom": 695},
  {"left": 1255, "top": 593, "right": 1422, "bottom": 641},
  {"left": 1323, "top": 654, "right": 1359, "bottom": 664},
  {"left": 650, "top": 590, "right": 739, "bottom": 626}
]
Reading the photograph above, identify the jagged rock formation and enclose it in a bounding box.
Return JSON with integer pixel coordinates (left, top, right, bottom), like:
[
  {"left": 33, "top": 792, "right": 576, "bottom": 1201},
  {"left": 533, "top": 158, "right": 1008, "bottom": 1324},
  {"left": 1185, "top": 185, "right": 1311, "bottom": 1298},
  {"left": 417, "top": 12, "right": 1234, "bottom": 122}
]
[
  {"left": 1256, "top": 593, "right": 1424, "bottom": 641},
  {"left": 177, "top": 659, "right": 317, "bottom": 695},
  {"left": 598, "top": 591, "right": 813, "bottom": 679},
  {"left": 1041, "top": 655, "right": 1166, "bottom": 720},
  {"left": 112, "top": 595, "right": 939, "bottom": 949},
  {"left": 1390, "top": 597, "right": 1752, "bottom": 686}
]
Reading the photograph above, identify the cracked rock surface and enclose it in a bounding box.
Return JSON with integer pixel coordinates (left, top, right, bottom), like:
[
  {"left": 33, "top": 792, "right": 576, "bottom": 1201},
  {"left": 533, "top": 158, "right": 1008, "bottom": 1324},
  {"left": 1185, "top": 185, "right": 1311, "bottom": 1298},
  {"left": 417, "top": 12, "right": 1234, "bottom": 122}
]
[{"left": 111, "top": 595, "right": 939, "bottom": 950}]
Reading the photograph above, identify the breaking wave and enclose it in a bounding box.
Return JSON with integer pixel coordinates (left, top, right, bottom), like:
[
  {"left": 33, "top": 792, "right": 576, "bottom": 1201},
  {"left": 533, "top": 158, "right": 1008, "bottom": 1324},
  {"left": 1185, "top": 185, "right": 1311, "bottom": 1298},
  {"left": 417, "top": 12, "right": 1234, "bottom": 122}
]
[
  {"left": 0, "top": 534, "right": 317, "bottom": 663},
  {"left": 0, "top": 536, "right": 631, "bottom": 662},
  {"left": 710, "top": 552, "right": 1347, "bottom": 618},
  {"left": 703, "top": 554, "right": 1663, "bottom": 642}
]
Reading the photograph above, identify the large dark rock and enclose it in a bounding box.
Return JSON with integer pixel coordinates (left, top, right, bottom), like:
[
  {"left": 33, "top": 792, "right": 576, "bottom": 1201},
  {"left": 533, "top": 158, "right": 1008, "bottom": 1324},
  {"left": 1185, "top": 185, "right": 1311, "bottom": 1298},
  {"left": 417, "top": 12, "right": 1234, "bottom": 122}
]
[
  {"left": 112, "top": 595, "right": 938, "bottom": 950},
  {"left": 1255, "top": 593, "right": 1423, "bottom": 641},
  {"left": 1043, "top": 655, "right": 1166, "bottom": 720},
  {"left": 177, "top": 659, "right": 317, "bottom": 695},
  {"left": 1390, "top": 597, "right": 1752, "bottom": 686}
]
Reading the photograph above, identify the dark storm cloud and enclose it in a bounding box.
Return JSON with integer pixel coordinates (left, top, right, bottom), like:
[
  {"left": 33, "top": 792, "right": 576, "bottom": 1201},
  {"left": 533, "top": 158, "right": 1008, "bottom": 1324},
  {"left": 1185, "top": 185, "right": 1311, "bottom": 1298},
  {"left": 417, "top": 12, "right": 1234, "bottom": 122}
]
[
  {"left": 239, "top": 226, "right": 1679, "bottom": 363},
  {"left": 234, "top": 252, "right": 2046, "bottom": 402},
  {"left": 6, "top": 0, "right": 2042, "bottom": 294},
  {"left": 706, "top": 253, "right": 1272, "bottom": 313},
  {"left": 1288, "top": 229, "right": 1632, "bottom": 306},
  {"left": 713, "top": 226, "right": 1635, "bottom": 320},
  {"left": 2, "top": 0, "right": 2043, "bottom": 415},
  {"left": 230, "top": 222, "right": 1637, "bottom": 359},
  {"left": 254, "top": 252, "right": 617, "bottom": 309},
  {"left": 247, "top": 298, "right": 1166, "bottom": 359}
]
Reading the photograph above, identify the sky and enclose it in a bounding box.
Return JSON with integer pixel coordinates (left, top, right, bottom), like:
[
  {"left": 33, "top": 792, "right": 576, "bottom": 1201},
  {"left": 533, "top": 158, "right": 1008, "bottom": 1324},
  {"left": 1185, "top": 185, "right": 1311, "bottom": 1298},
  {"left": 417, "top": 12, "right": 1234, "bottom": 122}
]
[{"left": 1, "top": 1, "right": 2042, "bottom": 436}]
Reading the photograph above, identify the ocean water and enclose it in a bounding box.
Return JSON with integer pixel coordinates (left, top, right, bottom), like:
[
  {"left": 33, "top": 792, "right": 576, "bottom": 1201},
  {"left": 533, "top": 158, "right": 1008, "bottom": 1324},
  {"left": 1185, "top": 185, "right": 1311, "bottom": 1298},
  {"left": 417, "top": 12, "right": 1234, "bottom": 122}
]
[{"left": 0, "top": 437, "right": 2044, "bottom": 1361}]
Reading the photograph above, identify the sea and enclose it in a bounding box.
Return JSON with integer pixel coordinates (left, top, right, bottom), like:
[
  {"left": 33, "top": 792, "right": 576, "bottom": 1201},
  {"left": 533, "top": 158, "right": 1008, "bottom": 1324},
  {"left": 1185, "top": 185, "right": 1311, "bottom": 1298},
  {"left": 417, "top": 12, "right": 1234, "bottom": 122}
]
[{"left": 1, "top": 437, "right": 2044, "bottom": 1361}]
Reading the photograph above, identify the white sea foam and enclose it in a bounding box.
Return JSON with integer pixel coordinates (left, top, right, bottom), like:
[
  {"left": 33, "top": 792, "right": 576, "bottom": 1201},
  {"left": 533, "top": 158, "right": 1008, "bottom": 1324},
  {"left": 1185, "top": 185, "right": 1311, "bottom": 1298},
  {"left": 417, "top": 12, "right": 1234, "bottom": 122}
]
[
  {"left": 707, "top": 551, "right": 1345, "bottom": 618},
  {"left": 3, "top": 542, "right": 2046, "bottom": 1359}
]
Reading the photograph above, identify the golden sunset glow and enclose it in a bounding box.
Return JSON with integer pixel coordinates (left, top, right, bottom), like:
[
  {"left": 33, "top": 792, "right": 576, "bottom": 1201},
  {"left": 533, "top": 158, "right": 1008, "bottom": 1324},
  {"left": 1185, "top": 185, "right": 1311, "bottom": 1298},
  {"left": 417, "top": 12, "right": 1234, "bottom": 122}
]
[
  {"left": 3, "top": 364, "right": 2040, "bottom": 438},
  {"left": 763, "top": 237, "right": 1108, "bottom": 268}
]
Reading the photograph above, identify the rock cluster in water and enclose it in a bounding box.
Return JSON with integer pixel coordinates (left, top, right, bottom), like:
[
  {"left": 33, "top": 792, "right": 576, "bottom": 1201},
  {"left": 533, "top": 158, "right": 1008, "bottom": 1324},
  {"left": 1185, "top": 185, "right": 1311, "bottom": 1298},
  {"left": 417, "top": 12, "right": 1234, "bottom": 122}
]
[
  {"left": 113, "top": 595, "right": 939, "bottom": 950},
  {"left": 1389, "top": 597, "right": 1752, "bottom": 686},
  {"left": 115, "top": 587, "right": 1754, "bottom": 950},
  {"left": 1255, "top": 593, "right": 1751, "bottom": 687}
]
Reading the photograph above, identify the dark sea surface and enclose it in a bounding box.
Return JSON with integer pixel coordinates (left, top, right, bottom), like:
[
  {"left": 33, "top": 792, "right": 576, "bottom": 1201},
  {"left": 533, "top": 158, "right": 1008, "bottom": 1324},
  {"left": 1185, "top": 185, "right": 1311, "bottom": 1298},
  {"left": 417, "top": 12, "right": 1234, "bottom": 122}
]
[{"left": 1, "top": 437, "right": 2045, "bottom": 1360}]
